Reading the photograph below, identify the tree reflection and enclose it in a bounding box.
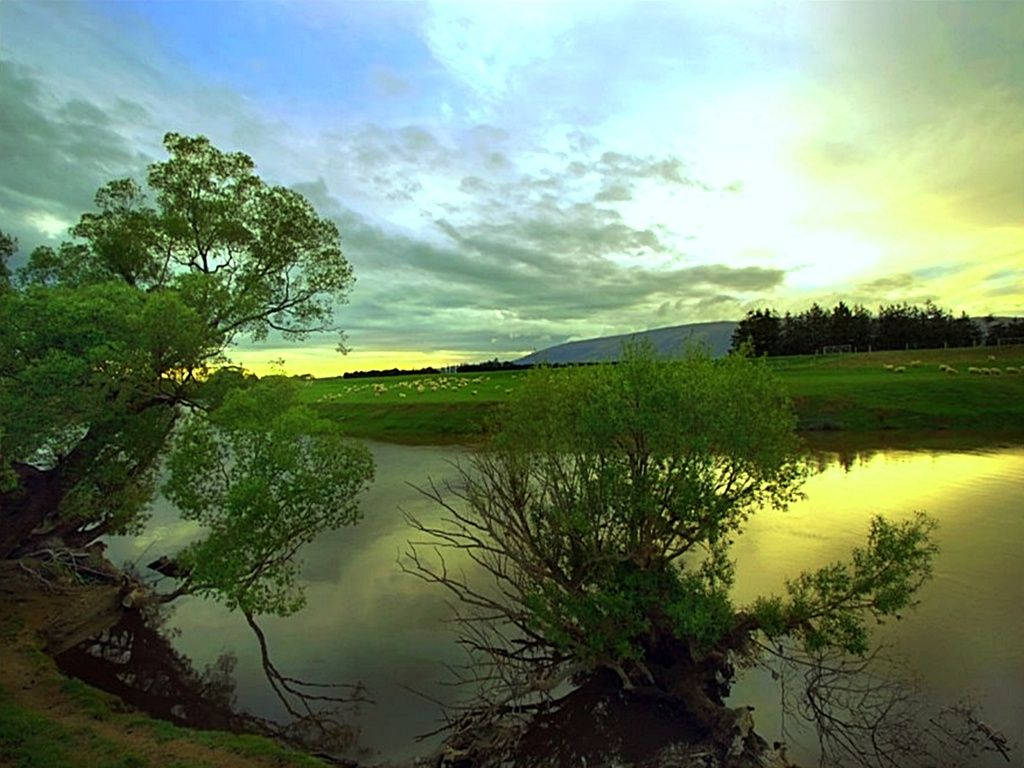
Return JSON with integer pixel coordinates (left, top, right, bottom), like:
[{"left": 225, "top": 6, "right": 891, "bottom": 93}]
[{"left": 55, "top": 607, "right": 368, "bottom": 761}]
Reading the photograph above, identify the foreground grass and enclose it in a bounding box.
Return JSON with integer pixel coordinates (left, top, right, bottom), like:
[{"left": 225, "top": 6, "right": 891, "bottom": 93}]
[
  {"left": 303, "top": 346, "right": 1024, "bottom": 446},
  {"left": 0, "top": 681, "right": 324, "bottom": 768},
  {"left": 0, "top": 572, "right": 326, "bottom": 768}
]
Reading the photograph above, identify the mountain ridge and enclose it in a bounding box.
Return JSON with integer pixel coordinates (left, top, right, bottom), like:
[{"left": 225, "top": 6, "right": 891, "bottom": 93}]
[{"left": 515, "top": 320, "right": 738, "bottom": 365}]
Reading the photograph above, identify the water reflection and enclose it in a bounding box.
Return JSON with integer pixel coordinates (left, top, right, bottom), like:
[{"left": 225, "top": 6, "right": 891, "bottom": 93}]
[
  {"left": 730, "top": 447, "right": 1024, "bottom": 764},
  {"left": 55, "top": 608, "right": 248, "bottom": 732},
  {"left": 99, "top": 443, "right": 1024, "bottom": 764}
]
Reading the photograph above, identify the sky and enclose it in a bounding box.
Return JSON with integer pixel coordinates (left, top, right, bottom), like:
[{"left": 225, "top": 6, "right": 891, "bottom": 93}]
[{"left": 1, "top": 1, "right": 1022, "bottom": 375}]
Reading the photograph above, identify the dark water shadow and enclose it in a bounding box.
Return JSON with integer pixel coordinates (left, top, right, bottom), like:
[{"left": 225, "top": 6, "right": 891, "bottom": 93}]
[
  {"left": 514, "top": 672, "right": 707, "bottom": 768},
  {"left": 54, "top": 608, "right": 369, "bottom": 764}
]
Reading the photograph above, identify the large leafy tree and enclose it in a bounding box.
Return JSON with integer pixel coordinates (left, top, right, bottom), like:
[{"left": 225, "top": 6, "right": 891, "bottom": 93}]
[
  {"left": 0, "top": 230, "right": 15, "bottom": 288},
  {"left": 0, "top": 133, "right": 372, "bottom": 615},
  {"left": 405, "top": 343, "right": 937, "bottom": 760}
]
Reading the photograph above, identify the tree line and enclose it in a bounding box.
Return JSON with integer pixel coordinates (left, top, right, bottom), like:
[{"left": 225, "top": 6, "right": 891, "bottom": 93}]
[
  {"left": 730, "top": 301, "right": 1024, "bottom": 357},
  {"left": 339, "top": 358, "right": 607, "bottom": 379},
  {"left": 340, "top": 358, "right": 528, "bottom": 378}
]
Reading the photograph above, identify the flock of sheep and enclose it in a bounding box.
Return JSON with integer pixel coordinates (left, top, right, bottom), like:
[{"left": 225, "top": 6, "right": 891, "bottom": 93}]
[
  {"left": 317, "top": 374, "right": 520, "bottom": 401},
  {"left": 883, "top": 358, "right": 1020, "bottom": 376}
]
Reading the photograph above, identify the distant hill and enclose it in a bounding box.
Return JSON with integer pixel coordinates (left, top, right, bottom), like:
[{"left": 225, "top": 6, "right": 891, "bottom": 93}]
[{"left": 515, "top": 321, "right": 738, "bottom": 365}]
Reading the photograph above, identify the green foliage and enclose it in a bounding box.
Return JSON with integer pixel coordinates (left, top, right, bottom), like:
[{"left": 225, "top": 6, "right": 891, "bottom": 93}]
[
  {"left": 0, "top": 229, "right": 15, "bottom": 289},
  {"left": 412, "top": 342, "right": 940, "bottom": 699},
  {"left": 767, "top": 512, "right": 938, "bottom": 655},
  {"left": 165, "top": 379, "right": 374, "bottom": 615},
  {"left": 412, "top": 342, "right": 809, "bottom": 680},
  {"left": 665, "top": 572, "right": 734, "bottom": 651},
  {"left": 2, "top": 134, "right": 368, "bottom": 617},
  {"left": 494, "top": 341, "right": 806, "bottom": 664},
  {"left": 0, "top": 281, "right": 217, "bottom": 523},
  {"left": 493, "top": 341, "right": 807, "bottom": 566}
]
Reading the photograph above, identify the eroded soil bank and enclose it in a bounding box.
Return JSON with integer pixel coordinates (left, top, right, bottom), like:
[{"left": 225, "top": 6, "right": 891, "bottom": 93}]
[{"left": 0, "top": 559, "right": 329, "bottom": 768}]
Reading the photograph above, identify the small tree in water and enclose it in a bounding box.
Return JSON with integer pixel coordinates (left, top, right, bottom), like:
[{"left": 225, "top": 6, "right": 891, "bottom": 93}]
[{"left": 405, "top": 342, "right": 939, "bottom": 764}]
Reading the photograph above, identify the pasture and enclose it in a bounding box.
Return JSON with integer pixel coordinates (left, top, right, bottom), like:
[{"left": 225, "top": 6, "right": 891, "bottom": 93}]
[{"left": 302, "top": 346, "right": 1024, "bottom": 445}]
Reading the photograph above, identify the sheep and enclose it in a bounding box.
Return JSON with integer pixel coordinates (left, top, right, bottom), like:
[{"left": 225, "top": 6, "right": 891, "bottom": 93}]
[
  {"left": 938, "top": 364, "right": 950, "bottom": 372},
  {"left": 968, "top": 366, "right": 981, "bottom": 374},
  {"left": 894, "top": 365, "right": 906, "bottom": 373},
  {"left": 990, "top": 367, "right": 1002, "bottom": 375},
  {"left": 988, "top": 354, "right": 996, "bottom": 361},
  {"left": 909, "top": 360, "right": 922, "bottom": 367},
  {"left": 945, "top": 366, "right": 959, "bottom": 374},
  {"left": 1005, "top": 366, "right": 1020, "bottom": 374},
  {"left": 883, "top": 364, "right": 894, "bottom": 371},
  {"left": 398, "top": 392, "right": 407, "bottom": 398}
]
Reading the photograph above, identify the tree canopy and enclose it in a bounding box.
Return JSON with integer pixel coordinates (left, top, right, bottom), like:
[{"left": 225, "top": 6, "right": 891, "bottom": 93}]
[
  {"left": 730, "top": 301, "right": 984, "bottom": 356},
  {"left": 405, "top": 343, "right": 937, "bottom": 759},
  {"left": 0, "top": 133, "right": 371, "bottom": 616}
]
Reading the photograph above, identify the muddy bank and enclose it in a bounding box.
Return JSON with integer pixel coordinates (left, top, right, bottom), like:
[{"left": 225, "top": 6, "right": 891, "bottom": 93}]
[{"left": 0, "top": 559, "right": 337, "bottom": 768}]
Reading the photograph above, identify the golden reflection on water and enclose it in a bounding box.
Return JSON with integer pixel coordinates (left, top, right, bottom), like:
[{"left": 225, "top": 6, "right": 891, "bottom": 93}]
[
  {"left": 730, "top": 447, "right": 1024, "bottom": 763},
  {"left": 732, "top": 448, "right": 1024, "bottom": 603},
  {"left": 104, "top": 444, "right": 1024, "bottom": 763}
]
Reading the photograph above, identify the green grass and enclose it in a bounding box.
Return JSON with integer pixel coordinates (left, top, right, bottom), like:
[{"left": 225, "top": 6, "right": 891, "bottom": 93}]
[
  {"left": 0, "top": 677, "right": 325, "bottom": 768},
  {"left": 765, "top": 346, "right": 1024, "bottom": 433},
  {"left": 0, "top": 690, "right": 148, "bottom": 768},
  {"left": 302, "top": 369, "right": 524, "bottom": 443},
  {"left": 59, "top": 679, "right": 126, "bottom": 721},
  {"left": 126, "top": 717, "right": 324, "bottom": 767},
  {"left": 302, "top": 369, "right": 526, "bottom": 405},
  {"left": 303, "top": 347, "right": 1024, "bottom": 447}
]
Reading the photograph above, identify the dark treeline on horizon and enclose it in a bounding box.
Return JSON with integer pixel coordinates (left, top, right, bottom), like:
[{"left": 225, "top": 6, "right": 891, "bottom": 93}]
[
  {"left": 341, "top": 358, "right": 528, "bottom": 379},
  {"left": 339, "top": 358, "right": 605, "bottom": 379},
  {"left": 730, "top": 301, "right": 1024, "bottom": 357}
]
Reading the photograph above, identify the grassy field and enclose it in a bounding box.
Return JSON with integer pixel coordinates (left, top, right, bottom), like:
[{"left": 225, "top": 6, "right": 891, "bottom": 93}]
[{"left": 302, "top": 346, "right": 1024, "bottom": 447}]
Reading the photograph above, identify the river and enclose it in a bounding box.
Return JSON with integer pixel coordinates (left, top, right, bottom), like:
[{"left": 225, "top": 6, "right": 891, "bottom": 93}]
[{"left": 100, "top": 442, "right": 1024, "bottom": 764}]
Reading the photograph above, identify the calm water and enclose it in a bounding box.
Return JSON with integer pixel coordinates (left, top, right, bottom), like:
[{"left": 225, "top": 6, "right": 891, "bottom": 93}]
[{"left": 102, "top": 443, "right": 1024, "bottom": 763}]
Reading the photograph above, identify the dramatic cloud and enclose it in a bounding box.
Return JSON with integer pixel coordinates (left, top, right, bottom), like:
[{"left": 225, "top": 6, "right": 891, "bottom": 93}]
[
  {"left": 1, "top": 0, "right": 1021, "bottom": 373},
  {"left": 0, "top": 61, "right": 150, "bottom": 247}
]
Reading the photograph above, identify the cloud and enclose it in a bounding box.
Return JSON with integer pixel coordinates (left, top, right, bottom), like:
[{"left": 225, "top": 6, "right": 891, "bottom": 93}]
[
  {"left": 370, "top": 69, "right": 413, "bottom": 97},
  {"left": 286, "top": 179, "right": 784, "bottom": 358},
  {"left": 797, "top": 2, "right": 1024, "bottom": 229},
  {"left": 857, "top": 274, "right": 915, "bottom": 293},
  {"left": 0, "top": 60, "right": 151, "bottom": 254},
  {"left": 4, "top": 0, "right": 1020, "bottom": 370},
  {"left": 24, "top": 211, "right": 73, "bottom": 240},
  {"left": 0, "top": 8, "right": 786, "bottom": 363},
  {"left": 595, "top": 184, "right": 632, "bottom": 202}
]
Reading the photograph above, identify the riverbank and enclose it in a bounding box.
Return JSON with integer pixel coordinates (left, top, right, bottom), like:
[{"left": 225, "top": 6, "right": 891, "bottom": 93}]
[
  {"left": 0, "top": 560, "right": 329, "bottom": 768},
  {"left": 303, "top": 346, "right": 1024, "bottom": 447}
]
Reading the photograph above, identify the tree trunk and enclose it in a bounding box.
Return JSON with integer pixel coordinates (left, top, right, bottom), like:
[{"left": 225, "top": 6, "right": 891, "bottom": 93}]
[
  {"left": 0, "top": 462, "right": 64, "bottom": 558},
  {"left": 629, "top": 620, "right": 767, "bottom": 761},
  {"left": 1, "top": 409, "right": 172, "bottom": 557}
]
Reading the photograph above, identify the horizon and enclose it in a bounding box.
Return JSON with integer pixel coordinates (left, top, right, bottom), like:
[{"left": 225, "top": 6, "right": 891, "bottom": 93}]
[{"left": 2, "top": 1, "right": 1022, "bottom": 376}]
